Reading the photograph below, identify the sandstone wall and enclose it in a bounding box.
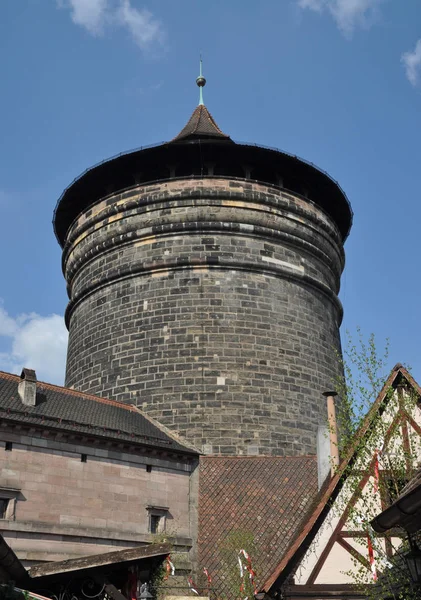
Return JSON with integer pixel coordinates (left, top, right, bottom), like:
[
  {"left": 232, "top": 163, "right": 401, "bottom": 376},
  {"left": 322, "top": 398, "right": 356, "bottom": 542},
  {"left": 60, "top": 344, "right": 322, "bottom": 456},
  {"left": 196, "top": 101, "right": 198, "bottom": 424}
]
[
  {"left": 0, "top": 428, "right": 194, "bottom": 564},
  {"left": 63, "top": 178, "right": 345, "bottom": 455}
]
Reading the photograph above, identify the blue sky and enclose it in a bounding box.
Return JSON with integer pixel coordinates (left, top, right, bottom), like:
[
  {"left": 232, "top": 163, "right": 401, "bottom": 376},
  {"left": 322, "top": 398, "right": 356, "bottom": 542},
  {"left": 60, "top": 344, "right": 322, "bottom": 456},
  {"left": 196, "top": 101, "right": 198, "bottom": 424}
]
[{"left": 0, "top": 0, "right": 420, "bottom": 385}]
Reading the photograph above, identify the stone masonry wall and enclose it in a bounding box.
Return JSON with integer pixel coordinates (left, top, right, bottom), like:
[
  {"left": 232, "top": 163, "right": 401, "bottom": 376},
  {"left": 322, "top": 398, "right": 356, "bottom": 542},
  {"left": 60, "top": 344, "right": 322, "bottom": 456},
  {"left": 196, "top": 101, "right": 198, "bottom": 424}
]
[
  {"left": 63, "top": 178, "right": 346, "bottom": 456},
  {"left": 0, "top": 428, "right": 194, "bottom": 565}
]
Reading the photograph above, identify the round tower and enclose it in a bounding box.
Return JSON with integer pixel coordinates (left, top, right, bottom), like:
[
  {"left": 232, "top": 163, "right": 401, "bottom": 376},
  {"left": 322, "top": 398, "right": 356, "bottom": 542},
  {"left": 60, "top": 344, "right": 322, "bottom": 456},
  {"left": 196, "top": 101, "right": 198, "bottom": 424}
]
[{"left": 54, "top": 69, "right": 352, "bottom": 456}]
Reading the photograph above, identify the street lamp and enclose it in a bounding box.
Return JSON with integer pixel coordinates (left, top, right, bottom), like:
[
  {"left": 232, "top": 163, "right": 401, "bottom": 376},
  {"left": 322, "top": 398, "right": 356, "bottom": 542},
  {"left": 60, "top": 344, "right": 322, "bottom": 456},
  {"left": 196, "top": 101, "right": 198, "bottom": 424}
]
[{"left": 405, "top": 536, "right": 421, "bottom": 585}]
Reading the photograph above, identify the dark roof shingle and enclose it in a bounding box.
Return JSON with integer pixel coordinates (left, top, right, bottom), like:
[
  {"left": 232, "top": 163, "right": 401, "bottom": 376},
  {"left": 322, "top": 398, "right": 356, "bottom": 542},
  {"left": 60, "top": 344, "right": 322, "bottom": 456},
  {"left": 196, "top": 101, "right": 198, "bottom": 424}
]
[
  {"left": 0, "top": 371, "right": 197, "bottom": 454},
  {"left": 172, "top": 104, "right": 231, "bottom": 142}
]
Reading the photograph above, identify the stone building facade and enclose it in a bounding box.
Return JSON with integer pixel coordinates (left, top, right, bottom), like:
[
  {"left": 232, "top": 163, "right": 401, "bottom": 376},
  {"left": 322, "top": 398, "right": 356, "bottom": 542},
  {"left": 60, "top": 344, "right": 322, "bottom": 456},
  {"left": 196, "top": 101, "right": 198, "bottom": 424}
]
[
  {"left": 55, "top": 99, "right": 352, "bottom": 457},
  {"left": 0, "top": 370, "right": 198, "bottom": 568}
]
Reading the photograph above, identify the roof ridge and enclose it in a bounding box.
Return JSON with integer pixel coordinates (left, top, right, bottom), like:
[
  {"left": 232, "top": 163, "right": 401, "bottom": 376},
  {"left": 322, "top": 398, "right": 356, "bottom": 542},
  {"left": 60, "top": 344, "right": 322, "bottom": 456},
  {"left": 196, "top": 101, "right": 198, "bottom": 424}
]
[
  {"left": 191, "top": 105, "right": 202, "bottom": 134},
  {"left": 130, "top": 405, "right": 202, "bottom": 453},
  {"left": 204, "top": 106, "right": 225, "bottom": 135},
  {"left": 0, "top": 370, "right": 137, "bottom": 414}
]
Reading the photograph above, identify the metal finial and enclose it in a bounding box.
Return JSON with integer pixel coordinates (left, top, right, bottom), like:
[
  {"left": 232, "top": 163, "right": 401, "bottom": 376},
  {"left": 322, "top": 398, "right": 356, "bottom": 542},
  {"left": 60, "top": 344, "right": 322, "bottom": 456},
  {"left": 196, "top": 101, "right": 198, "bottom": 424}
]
[{"left": 196, "top": 56, "right": 206, "bottom": 106}]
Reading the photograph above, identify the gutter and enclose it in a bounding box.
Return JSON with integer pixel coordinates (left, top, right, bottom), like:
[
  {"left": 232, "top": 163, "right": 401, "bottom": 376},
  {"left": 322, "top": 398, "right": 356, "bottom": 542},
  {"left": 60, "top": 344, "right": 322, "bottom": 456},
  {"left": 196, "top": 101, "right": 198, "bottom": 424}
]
[{"left": 371, "top": 480, "right": 421, "bottom": 533}]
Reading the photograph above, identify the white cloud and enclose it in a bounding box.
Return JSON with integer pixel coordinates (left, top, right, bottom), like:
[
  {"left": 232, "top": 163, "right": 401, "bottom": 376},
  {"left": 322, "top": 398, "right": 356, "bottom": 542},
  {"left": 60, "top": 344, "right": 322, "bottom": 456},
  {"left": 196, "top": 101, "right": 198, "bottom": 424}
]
[
  {"left": 298, "top": 0, "right": 324, "bottom": 10},
  {"left": 0, "top": 302, "right": 68, "bottom": 385},
  {"left": 402, "top": 39, "right": 421, "bottom": 87},
  {"left": 64, "top": 0, "right": 107, "bottom": 34},
  {"left": 117, "top": 1, "right": 164, "bottom": 49},
  {"left": 297, "top": 0, "right": 384, "bottom": 37},
  {"left": 57, "top": 0, "right": 165, "bottom": 50},
  {"left": 0, "top": 306, "right": 17, "bottom": 337}
]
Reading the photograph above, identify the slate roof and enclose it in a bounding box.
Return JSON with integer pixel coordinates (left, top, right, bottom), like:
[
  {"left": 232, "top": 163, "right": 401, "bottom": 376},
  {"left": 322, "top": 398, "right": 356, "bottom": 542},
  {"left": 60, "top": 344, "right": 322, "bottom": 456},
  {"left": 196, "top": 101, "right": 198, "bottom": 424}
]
[
  {"left": 172, "top": 104, "right": 231, "bottom": 142},
  {"left": 0, "top": 371, "right": 197, "bottom": 455},
  {"left": 198, "top": 455, "right": 320, "bottom": 597}
]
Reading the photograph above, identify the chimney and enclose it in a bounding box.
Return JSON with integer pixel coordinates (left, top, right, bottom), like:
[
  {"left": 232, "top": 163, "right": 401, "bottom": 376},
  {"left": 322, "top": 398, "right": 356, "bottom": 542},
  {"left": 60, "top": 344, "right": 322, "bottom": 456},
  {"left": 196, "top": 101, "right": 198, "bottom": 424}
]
[
  {"left": 18, "top": 368, "right": 37, "bottom": 407},
  {"left": 323, "top": 391, "right": 339, "bottom": 477},
  {"left": 317, "top": 425, "right": 331, "bottom": 489}
]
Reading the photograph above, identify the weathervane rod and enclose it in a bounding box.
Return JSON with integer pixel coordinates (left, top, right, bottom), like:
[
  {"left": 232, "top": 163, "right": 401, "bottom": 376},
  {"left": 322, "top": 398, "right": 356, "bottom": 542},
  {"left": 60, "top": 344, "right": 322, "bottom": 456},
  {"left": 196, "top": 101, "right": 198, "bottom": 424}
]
[{"left": 196, "top": 55, "right": 206, "bottom": 106}]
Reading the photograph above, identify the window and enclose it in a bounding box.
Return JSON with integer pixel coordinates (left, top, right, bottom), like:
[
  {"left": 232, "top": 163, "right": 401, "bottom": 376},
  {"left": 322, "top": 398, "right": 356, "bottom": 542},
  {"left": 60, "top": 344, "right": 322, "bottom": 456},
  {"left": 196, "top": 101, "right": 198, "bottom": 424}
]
[
  {"left": 0, "top": 499, "right": 9, "bottom": 519},
  {"left": 0, "top": 488, "right": 20, "bottom": 520},
  {"left": 146, "top": 464, "right": 152, "bottom": 473},
  {"left": 150, "top": 515, "right": 161, "bottom": 534},
  {"left": 147, "top": 505, "right": 169, "bottom": 534},
  {"left": 81, "top": 454, "right": 87, "bottom": 463},
  {"left": 5, "top": 442, "right": 12, "bottom": 451}
]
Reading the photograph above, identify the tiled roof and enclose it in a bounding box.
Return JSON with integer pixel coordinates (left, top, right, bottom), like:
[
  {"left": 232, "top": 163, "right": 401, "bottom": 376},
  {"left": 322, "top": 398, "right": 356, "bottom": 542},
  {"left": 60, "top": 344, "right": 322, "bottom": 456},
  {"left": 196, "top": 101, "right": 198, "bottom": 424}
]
[
  {"left": 198, "top": 455, "right": 319, "bottom": 596},
  {"left": 0, "top": 371, "right": 197, "bottom": 454},
  {"left": 172, "top": 104, "right": 231, "bottom": 142}
]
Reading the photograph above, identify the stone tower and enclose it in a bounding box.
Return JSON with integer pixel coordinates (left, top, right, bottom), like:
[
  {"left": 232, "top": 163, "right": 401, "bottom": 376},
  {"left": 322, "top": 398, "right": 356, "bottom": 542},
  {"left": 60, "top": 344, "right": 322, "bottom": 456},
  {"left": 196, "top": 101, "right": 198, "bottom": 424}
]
[{"left": 54, "top": 68, "right": 352, "bottom": 456}]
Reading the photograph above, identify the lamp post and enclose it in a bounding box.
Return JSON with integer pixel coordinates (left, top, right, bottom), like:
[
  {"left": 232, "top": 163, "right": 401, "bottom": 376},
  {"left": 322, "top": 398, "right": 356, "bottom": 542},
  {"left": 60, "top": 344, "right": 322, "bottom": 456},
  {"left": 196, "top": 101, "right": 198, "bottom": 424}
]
[{"left": 405, "top": 536, "right": 421, "bottom": 585}]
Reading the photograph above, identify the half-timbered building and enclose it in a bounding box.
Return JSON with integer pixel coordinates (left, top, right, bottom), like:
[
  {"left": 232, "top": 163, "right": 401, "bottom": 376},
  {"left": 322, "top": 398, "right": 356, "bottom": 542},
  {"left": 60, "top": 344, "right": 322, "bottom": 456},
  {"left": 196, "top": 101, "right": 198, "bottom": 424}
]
[{"left": 260, "top": 364, "right": 421, "bottom": 599}]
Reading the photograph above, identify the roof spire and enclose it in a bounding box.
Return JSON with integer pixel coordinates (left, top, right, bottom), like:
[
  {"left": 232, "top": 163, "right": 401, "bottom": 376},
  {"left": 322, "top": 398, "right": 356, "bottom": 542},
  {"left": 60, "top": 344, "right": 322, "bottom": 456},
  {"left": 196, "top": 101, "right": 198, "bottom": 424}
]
[
  {"left": 196, "top": 56, "right": 206, "bottom": 106},
  {"left": 171, "top": 58, "right": 231, "bottom": 143}
]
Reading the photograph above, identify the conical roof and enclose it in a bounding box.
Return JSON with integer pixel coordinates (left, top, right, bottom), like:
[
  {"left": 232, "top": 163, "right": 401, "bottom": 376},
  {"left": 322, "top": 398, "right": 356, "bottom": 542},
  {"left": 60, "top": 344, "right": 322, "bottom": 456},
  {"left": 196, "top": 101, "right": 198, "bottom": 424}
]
[{"left": 172, "top": 104, "right": 231, "bottom": 142}]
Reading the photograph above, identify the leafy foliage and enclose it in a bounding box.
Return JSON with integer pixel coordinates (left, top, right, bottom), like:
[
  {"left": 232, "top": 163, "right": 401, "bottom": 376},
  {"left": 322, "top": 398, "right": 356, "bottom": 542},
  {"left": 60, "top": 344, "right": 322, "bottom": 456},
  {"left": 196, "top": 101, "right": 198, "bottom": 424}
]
[
  {"left": 332, "top": 329, "right": 421, "bottom": 599},
  {"left": 216, "top": 529, "right": 257, "bottom": 600},
  {"left": 335, "top": 327, "right": 392, "bottom": 456}
]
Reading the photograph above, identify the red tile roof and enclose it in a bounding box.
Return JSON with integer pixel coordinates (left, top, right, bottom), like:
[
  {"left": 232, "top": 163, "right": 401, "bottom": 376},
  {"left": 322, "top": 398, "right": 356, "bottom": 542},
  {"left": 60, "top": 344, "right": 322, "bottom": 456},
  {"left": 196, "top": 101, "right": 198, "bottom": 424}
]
[{"left": 198, "top": 455, "right": 319, "bottom": 597}]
